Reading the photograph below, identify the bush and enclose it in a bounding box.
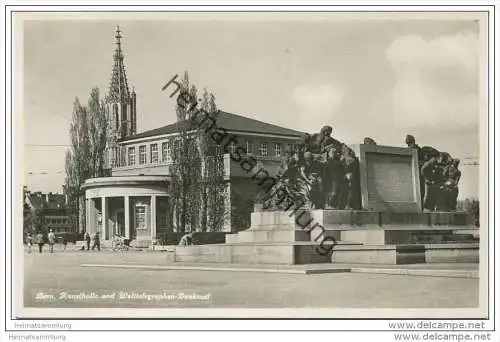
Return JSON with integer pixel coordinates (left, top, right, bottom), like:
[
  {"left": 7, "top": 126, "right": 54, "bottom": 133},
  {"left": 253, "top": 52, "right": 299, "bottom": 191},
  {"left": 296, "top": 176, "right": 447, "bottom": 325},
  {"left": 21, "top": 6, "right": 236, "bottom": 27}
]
[{"left": 457, "top": 198, "right": 480, "bottom": 227}]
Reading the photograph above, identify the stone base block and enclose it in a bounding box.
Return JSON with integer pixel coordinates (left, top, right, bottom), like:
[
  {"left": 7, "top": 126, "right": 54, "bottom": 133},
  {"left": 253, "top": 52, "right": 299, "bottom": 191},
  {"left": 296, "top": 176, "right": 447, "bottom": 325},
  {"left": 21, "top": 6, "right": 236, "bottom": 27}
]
[
  {"left": 170, "top": 242, "right": 479, "bottom": 265},
  {"left": 226, "top": 228, "right": 340, "bottom": 244},
  {"left": 173, "top": 244, "right": 293, "bottom": 264},
  {"left": 249, "top": 210, "right": 473, "bottom": 232},
  {"left": 174, "top": 244, "right": 234, "bottom": 263},
  {"left": 332, "top": 245, "right": 426, "bottom": 265},
  {"left": 172, "top": 243, "right": 333, "bottom": 265},
  {"left": 425, "top": 244, "right": 480, "bottom": 263},
  {"left": 250, "top": 211, "right": 297, "bottom": 227},
  {"left": 340, "top": 229, "right": 478, "bottom": 245},
  {"left": 331, "top": 243, "right": 479, "bottom": 265},
  {"left": 225, "top": 234, "right": 240, "bottom": 244},
  {"left": 226, "top": 230, "right": 305, "bottom": 243}
]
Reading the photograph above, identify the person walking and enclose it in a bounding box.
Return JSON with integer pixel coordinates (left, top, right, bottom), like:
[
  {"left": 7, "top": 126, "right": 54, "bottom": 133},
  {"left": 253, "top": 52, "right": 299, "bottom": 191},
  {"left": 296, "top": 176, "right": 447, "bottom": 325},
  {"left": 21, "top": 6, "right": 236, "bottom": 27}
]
[
  {"left": 59, "top": 235, "right": 68, "bottom": 251},
  {"left": 35, "top": 231, "right": 44, "bottom": 253},
  {"left": 84, "top": 232, "right": 91, "bottom": 251},
  {"left": 91, "top": 231, "right": 101, "bottom": 251},
  {"left": 47, "top": 229, "right": 56, "bottom": 253},
  {"left": 26, "top": 233, "right": 33, "bottom": 254}
]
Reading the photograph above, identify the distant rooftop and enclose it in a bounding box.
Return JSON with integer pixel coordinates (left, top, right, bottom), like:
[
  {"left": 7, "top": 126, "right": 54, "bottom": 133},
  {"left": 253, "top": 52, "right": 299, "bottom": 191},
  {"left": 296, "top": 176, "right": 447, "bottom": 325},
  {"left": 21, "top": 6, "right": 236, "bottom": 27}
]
[
  {"left": 25, "top": 192, "right": 67, "bottom": 210},
  {"left": 119, "top": 110, "right": 305, "bottom": 142}
]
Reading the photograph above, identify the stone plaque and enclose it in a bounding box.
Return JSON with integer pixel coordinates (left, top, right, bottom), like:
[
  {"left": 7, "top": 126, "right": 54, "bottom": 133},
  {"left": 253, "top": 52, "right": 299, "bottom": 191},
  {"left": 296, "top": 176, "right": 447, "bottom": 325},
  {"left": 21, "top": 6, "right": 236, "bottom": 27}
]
[
  {"left": 366, "top": 153, "right": 415, "bottom": 202},
  {"left": 351, "top": 144, "right": 422, "bottom": 213}
]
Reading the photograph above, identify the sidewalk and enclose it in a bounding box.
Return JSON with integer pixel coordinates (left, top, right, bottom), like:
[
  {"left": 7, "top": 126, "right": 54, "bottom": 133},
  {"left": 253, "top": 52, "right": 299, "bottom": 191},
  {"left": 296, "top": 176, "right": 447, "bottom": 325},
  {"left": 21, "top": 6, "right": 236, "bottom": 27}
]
[{"left": 80, "top": 261, "right": 479, "bottom": 278}]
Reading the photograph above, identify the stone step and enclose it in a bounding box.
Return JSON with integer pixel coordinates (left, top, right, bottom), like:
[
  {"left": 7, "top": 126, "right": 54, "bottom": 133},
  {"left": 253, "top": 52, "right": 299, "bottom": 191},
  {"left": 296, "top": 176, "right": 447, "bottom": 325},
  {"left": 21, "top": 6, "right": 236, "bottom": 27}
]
[
  {"left": 172, "top": 243, "right": 332, "bottom": 265},
  {"left": 226, "top": 228, "right": 341, "bottom": 244},
  {"left": 251, "top": 210, "right": 473, "bottom": 228},
  {"left": 250, "top": 211, "right": 297, "bottom": 226},
  {"left": 173, "top": 243, "right": 294, "bottom": 264},
  {"left": 331, "top": 243, "right": 479, "bottom": 265},
  {"left": 248, "top": 223, "right": 297, "bottom": 231},
  {"left": 170, "top": 242, "right": 479, "bottom": 265}
]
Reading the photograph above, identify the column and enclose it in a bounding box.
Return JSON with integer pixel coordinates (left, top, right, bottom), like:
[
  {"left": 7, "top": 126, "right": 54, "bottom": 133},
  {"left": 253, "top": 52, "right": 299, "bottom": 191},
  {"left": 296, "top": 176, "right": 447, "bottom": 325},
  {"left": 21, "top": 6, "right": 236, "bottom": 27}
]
[
  {"left": 85, "top": 198, "right": 91, "bottom": 233},
  {"left": 150, "top": 195, "right": 157, "bottom": 241},
  {"left": 124, "top": 196, "right": 130, "bottom": 239},
  {"left": 101, "top": 197, "right": 108, "bottom": 240},
  {"left": 87, "top": 198, "right": 97, "bottom": 235}
]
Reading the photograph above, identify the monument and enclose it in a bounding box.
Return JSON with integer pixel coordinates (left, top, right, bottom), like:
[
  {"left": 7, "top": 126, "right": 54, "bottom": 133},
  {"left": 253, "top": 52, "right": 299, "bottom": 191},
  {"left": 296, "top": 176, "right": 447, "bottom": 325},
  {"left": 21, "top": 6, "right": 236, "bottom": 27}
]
[{"left": 167, "top": 128, "right": 478, "bottom": 265}]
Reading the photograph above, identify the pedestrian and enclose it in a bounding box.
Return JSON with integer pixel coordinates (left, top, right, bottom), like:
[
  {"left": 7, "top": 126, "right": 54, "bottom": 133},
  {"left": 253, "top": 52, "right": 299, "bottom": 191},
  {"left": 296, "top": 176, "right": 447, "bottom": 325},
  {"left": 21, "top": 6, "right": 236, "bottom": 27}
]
[
  {"left": 91, "top": 231, "right": 101, "bottom": 251},
  {"left": 61, "top": 236, "right": 68, "bottom": 251},
  {"left": 26, "top": 233, "right": 33, "bottom": 254},
  {"left": 84, "top": 231, "right": 91, "bottom": 251},
  {"left": 178, "top": 232, "right": 193, "bottom": 246},
  {"left": 47, "top": 229, "right": 56, "bottom": 253},
  {"left": 35, "top": 231, "right": 44, "bottom": 253},
  {"left": 57, "top": 235, "right": 67, "bottom": 251}
]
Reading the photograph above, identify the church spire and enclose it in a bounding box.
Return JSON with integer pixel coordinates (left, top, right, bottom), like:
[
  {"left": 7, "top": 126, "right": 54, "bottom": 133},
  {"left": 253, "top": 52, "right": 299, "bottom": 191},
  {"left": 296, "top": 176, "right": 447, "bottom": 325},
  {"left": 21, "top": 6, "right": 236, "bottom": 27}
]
[
  {"left": 107, "top": 25, "right": 130, "bottom": 102},
  {"left": 104, "top": 26, "right": 137, "bottom": 170}
]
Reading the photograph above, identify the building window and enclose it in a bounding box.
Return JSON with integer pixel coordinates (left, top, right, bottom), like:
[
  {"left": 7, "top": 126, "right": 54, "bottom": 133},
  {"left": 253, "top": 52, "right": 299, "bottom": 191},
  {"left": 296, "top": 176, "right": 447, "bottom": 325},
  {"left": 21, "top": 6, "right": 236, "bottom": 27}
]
[
  {"left": 150, "top": 144, "right": 159, "bottom": 163},
  {"left": 246, "top": 141, "right": 253, "bottom": 155},
  {"left": 274, "top": 143, "right": 282, "bottom": 157},
  {"left": 259, "top": 142, "right": 268, "bottom": 156},
  {"left": 139, "top": 145, "right": 146, "bottom": 164},
  {"left": 162, "top": 141, "right": 171, "bottom": 162},
  {"left": 287, "top": 143, "right": 294, "bottom": 154},
  {"left": 120, "top": 146, "right": 126, "bottom": 166},
  {"left": 110, "top": 147, "right": 117, "bottom": 167},
  {"left": 135, "top": 205, "right": 147, "bottom": 230},
  {"left": 128, "top": 146, "right": 135, "bottom": 166}
]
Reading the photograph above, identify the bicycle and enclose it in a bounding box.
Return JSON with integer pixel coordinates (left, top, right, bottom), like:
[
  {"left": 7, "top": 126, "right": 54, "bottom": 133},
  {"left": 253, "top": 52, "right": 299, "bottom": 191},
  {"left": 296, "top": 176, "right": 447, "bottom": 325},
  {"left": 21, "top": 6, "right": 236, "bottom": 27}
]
[{"left": 111, "top": 235, "right": 128, "bottom": 252}]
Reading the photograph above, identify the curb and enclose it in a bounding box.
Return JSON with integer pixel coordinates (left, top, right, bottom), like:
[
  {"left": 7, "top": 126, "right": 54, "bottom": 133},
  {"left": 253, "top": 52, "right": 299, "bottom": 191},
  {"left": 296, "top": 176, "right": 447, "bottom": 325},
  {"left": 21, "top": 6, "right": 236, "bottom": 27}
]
[
  {"left": 80, "top": 263, "right": 352, "bottom": 274},
  {"left": 349, "top": 268, "right": 479, "bottom": 279},
  {"left": 80, "top": 263, "right": 478, "bottom": 278}
]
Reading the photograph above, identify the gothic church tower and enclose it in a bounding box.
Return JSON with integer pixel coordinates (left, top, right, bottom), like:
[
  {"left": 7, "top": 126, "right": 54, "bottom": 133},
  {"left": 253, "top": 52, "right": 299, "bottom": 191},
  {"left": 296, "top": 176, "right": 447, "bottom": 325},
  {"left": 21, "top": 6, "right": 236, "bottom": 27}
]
[{"left": 104, "top": 26, "right": 137, "bottom": 170}]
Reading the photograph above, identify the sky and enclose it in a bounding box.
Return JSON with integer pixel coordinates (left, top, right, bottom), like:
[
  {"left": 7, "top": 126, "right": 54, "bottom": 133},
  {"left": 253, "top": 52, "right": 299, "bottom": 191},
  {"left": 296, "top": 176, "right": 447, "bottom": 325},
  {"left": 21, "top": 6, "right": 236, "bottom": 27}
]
[{"left": 21, "top": 13, "right": 483, "bottom": 199}]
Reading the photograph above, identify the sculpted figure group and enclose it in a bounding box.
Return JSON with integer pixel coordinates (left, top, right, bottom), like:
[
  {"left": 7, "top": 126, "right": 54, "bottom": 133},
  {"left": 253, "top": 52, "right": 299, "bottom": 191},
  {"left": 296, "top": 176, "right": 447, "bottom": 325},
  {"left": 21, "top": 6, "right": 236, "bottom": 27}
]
[
  {"left": 256, "top": 127, "right": 461, "bottom": 213},
  {"left": 261, "top": 125, "right": 361, "bottom": 211},
  {"left": 405, "top": 135, "right": 461, "bottom": 212}
]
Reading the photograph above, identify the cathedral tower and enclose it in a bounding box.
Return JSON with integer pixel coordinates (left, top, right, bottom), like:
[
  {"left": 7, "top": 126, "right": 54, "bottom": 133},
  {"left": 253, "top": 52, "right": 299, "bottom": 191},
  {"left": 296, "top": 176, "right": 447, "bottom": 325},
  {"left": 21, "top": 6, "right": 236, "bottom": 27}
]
[{"left": 104, "top": 26, "right": 137, "bottom": 169}]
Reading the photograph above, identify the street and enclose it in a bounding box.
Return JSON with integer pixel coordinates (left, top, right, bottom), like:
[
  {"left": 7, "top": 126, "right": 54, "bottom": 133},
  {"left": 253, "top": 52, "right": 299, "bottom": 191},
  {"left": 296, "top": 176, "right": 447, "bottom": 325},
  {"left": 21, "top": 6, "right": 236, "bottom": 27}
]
[{"left": 22, "top": 247, "right": 479, "bottom": 309}]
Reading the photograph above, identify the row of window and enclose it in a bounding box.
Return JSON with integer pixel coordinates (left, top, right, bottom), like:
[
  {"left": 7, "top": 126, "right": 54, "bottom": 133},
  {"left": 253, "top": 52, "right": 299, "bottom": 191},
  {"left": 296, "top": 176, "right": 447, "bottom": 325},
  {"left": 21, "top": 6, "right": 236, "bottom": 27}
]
[
  {"left": 52, "top": 227, "right": 71, "bottom": 233},
  {"left": 44, "top": 219, "right": 69, "bottom": 225},
  {"left": 124, "top": 140, "right": 296, "bottom": 167}
]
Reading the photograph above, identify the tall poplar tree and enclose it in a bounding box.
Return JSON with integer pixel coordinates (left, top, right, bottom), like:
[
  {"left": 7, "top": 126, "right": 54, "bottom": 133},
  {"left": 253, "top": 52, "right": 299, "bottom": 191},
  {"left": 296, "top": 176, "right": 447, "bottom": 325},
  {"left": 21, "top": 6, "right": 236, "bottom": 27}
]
[
  {"left": 65, "top": 88, "right": 107, "bottom": 233},
  {"left": 170, "top": 72, "right": 201, "bottom": 232}
]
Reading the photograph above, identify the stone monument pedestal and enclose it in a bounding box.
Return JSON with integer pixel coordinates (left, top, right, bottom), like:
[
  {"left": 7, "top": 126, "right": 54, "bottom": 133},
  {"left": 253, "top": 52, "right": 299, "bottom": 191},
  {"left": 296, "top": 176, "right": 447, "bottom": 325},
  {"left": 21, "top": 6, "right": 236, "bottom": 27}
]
[
  {"left": 169, "top": 210, "right": 479, "bottom": 265},
  {"left": 169, "top": 143, "right": 478, "bottom": 265}
]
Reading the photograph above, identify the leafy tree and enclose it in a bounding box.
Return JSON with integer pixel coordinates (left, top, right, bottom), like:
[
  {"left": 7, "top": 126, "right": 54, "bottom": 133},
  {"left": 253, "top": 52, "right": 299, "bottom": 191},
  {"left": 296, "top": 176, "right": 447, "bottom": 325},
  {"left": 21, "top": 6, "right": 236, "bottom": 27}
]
[
  {"left": 458, "top": 198, "right": 480, "bottom": 227},
  {"left": 169, "top": 73, "right": 227, "bottom": 232},
  {"left": 87, "top": 88, "right": 108, "bottom": 178},
  {"left": 202, "top": 92, "right": 226, "bottom": 232},
  {"left": 65, "top": 88, "right": 107, "bottom": 233},
  {"left": 170, "top": 72, "right": 201, "bottom": 232},
  {"left": 31, "top": 208, "right": 46, "bottom": 233}
]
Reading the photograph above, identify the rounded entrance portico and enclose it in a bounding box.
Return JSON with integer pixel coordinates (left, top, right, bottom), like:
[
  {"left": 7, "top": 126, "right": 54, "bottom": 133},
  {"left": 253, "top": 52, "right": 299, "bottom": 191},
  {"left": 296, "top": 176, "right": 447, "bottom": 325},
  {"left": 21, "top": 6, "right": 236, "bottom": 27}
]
[{"left": 82, "top": 175, "right": 172, "bottom": 244}]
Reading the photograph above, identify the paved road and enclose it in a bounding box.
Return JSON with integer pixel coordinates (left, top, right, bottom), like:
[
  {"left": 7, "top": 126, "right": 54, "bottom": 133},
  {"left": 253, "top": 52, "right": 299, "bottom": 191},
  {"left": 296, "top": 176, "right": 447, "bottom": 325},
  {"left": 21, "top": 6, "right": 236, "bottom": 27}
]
[{"left": 23, "top": 249, "right": 479, "bottom": 309}]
